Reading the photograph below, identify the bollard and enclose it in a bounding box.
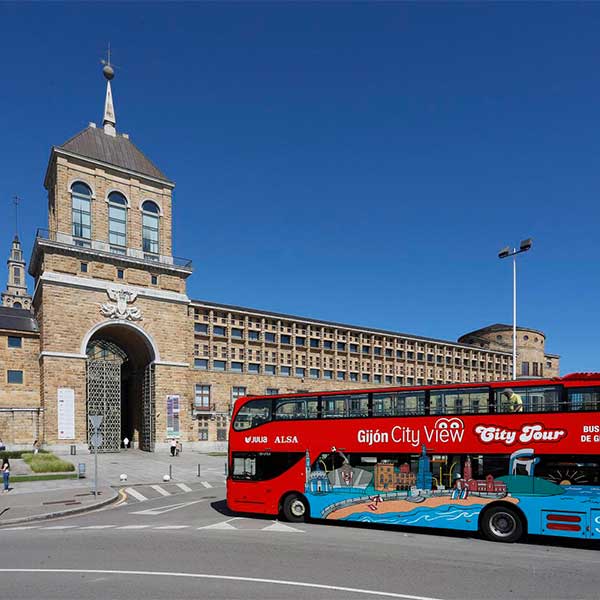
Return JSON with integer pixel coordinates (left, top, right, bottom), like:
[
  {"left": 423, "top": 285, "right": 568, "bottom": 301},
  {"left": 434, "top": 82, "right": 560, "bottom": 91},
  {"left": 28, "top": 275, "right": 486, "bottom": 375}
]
[
  {"left": 224, "top": 461, "right": 228, "bottom": 477},
  {"left": 197, "top": 464, "right": 201, "bottom": 478},
  {"left": 78, "top": 463, "right": 86, "bottom": 478},
  {"left": 70, "top": 444, "right": 76, "bottom": 456},
  {"left": 169, "top": 464, "right": 172, "bottom": 480}
]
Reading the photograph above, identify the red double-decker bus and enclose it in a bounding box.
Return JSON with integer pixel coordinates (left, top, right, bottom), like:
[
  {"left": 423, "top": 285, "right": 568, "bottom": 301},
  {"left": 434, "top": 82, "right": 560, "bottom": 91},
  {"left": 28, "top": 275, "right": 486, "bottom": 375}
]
[{"left": 227, "top": 373, "right": 600, "bottom": 542}]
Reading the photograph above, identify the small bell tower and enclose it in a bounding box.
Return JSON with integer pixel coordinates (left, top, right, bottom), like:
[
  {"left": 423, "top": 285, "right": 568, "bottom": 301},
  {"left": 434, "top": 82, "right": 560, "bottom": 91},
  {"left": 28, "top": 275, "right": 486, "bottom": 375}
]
[{"left": 2, "top": 196, "right": 31, "bottom": 310}]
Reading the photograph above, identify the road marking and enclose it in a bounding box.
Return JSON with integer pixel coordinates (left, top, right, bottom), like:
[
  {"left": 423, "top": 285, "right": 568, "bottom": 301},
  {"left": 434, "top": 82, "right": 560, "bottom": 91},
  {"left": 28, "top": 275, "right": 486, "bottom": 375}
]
[
  {"left": 197, "top": 521, "right": 237, "bottom": 530},
  {"left": 1, "top": 526, "right": 40, "bottom": 530},
  {"left": 150, "top": 485, "right": 171, "bottom": 497},
  {"left": 117, "top": 525, "right": 150, "bottom": 529},
  {"left": 200, "top": 481, "right": 212, "bottom": 488},
  {"left": 0, "top": 569, "right": 446, "bottom": 599},
  {"left": 130, "top": 499, "right": 205, "bottom": 516},
  {"left": 262, "top": 521, "right": 303, "bottom": 533},
  {"left": 176, "top": 483, "right": 192, "bottom": 492},
  {"left": 43, "top": 525, "right": 78, "bottom": 530},
  {"left": 124, "top": 487, "right": 148, "bottom": 502},
  {"left": 80, "top": 525, "right": 115, "bottom": 529},
  {"left": 154, "top": 525, "right": 190, "bottom": 530}
]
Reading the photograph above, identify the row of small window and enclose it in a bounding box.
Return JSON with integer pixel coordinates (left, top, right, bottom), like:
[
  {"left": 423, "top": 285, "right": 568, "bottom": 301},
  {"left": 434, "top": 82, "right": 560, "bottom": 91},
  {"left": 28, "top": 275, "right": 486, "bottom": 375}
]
[
  {"left": 233, "top": 386, "right": 600, "bottom": 430},
  {"left": 80, "top": 262, "right": 159, "bottom": 285},
  {"left": 522, "top": 362, "right": 546, "bottom": 377},
  {"left": 71, "top": 182, "right": 161, "bottom": 254}
]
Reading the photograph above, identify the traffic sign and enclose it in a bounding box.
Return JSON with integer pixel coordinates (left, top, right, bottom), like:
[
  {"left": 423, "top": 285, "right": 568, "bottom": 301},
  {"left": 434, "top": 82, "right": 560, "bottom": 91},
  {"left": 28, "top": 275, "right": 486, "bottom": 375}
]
[
  {"left": 90, "top": 433, "right": 103, "bottom": 448},
  {"left": 89, "top": 415, "right": 103, "bottom": 430}
]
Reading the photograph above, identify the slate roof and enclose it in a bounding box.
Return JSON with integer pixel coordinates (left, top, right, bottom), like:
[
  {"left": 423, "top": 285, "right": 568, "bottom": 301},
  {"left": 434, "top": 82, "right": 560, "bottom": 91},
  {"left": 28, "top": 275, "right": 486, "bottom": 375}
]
[
  {"left": 0, "top": 307, "right": 39, "bottom": 334},
  {"left": 57, "top": 126, "right": 171, "bottom": 183}
]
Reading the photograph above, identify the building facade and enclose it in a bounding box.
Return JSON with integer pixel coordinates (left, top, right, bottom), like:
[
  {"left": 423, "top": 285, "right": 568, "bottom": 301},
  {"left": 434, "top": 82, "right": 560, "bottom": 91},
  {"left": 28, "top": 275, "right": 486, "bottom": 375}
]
[{"left": 0, "top": 68, "right": 559, "bottom": 451}]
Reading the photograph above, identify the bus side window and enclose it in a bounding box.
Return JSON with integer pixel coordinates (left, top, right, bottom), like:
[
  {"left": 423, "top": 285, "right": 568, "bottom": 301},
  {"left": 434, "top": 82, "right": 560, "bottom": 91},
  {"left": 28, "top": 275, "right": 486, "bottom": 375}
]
[
  {"left": 568, "top": 387, "right": 600, "bottom": 411},
  {"left": 323, "top": 396, "right": 348, "bottom": 418},
  {"left": 274, "top": 398, "right": 308, "bottom": 420}
]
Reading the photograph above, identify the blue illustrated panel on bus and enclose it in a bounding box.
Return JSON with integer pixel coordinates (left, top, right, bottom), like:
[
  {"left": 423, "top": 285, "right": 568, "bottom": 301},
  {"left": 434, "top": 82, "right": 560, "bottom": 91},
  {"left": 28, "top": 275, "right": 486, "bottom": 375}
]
[{"left": 303, "top": 447, "right": 600, "bottom": 537}]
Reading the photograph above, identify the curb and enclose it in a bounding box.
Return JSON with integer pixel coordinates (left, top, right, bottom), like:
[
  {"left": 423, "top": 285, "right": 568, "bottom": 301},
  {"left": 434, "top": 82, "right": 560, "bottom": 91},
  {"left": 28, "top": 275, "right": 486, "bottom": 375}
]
[{"left": 0, "top": 487, "right": 119, "bottom": 527}]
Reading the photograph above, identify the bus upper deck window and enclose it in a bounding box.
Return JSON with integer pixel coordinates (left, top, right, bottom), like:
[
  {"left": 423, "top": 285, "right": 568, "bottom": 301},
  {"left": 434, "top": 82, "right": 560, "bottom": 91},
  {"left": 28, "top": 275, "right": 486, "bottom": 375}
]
[{"left": 233, "top": 399, "right": 272, "bottom": 431}]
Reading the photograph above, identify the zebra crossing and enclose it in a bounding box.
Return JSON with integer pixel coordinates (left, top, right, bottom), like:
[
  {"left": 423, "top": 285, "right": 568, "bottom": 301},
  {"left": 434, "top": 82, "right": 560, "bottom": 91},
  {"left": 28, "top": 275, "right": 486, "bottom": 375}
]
[{"left": 120, "top": 481, "right": 218, "bottom": 504}]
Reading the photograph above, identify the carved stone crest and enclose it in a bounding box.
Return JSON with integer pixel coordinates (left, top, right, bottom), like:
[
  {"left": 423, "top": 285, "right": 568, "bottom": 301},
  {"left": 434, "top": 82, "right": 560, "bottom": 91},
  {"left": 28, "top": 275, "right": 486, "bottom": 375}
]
[{"left": 100, "top": 288, "right": 142, "bottom": 321}]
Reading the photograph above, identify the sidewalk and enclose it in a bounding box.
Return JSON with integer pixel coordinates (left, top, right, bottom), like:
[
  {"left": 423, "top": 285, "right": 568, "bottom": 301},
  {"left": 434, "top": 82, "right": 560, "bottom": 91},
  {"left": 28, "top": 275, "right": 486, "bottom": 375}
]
[{"left": 0, "top": 482, "right": 117, "bottom": 527}]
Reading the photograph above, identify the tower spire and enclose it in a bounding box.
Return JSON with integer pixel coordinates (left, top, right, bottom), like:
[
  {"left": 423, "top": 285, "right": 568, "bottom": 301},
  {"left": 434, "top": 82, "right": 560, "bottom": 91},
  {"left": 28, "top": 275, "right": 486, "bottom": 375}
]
[
  {"left": 101, "top": 45, "right": 116, "bottom": 136},
  {"left": 12, "top": 195, "right": 21, "bottom": 238}
]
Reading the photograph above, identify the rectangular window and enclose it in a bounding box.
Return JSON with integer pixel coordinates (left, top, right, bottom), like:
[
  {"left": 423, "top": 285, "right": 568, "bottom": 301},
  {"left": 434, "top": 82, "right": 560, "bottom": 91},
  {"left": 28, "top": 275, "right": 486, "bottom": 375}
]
[
  {"left": 374, "top": 347, "right": 382, "bottom": 356},
  {"left": 407, "top": 351, "right": 414, "bottom": 360},
  {"left": 295, "top": 367, "right": 305, "bottom": 377},
  {"left": 350, "top": 372, "right": 358, "bottom": 382},
  {"left": 72, "top": 194, "right": 91, "bottom": 240},
  {"left": 7, "top": 336, "right": 22, "bottom": 348},
  {"left": 195, "top": 323, "right": 208, "bottom": 334},
  {"left": 532, "top": 362, "right": 539, "bottom": 376},
  {"left": 496, "top": 385, "right": 561, "bottom": 413},
  {"left": 231, "top": 328, "right": 243, "bottom": 339},
  {"left": 350, "top": 344, "right": 358, "bottom": 353},
  {"left": 266, "top": 388, "right": 279, "bottom": 395},
  {"left": 569, "top": 387, "right": 600, "bottom": 411},
  {"left": 109, "top": 203, "right": 127, "bottom": 248},
  {"left": 80, "top": 262, "right": 88, "bottom": 273},
  {"left": 373, "top": 391, "right": 426, "bottom": 416},
  {"left": 296, "top": 336, "right": 305, "bottom": 347},
  {"left": 310, "top": 338, "right": 319, "bottom": 348},
  {"left": 231, "top": 387, "right": 247, "bottom": 410},
  {"left": 280, "top": 366, "right": 291, "bottom": 377},
  {"left": 323, "top": 370, "right": 333, "bottom": 380},
  {"left": 430, "top": 387, "right": 490, "bottom": 415},
  {"left": 213, "top": 326, "right": 226, "bottom": 337},
  {"left": 142, "top": 212, "right": 159, "bottom": 254},
  {"left": 198, "top": 430, "right": 209, "bottom": 441},
  {"left": 522, "top": 362, "right": 530, "bottom": 376},
  {"left": 194, "top": 384, "right": 211, "bottom": 410},
  {"left": 374, "top": 374, "right": 382, "bottom": 383},
  {"left": 323, "top": 340, "right": 333, "bottom": 350},
  {"left": 361, "top": 373, "right": 370, "bottom": 382},
  {"left": 117, "top": 269, "right": 124, "bottom": 280},
  {"left": 281, "top": 335, "right": 291, "bottom": 345},
  {"left": 248, "top": 363, "right": 260, "bottom": 374},
  {"left": 216, "top": 429, "right": 227, "bottom": 441},
  {"left": 7, "top": 370, "right": 23, "bottom": 384},
  {"left": 151, "top": 275, "right": 158, "bottom": 285},
  {"left": 385, "top": 375, "right": 393, "bottom": 384},
  {"left": 337, "top": 371, "right": 346, "bottom": 380},
  {"left": 231, "top": 361, "right": 243, "bottom": 373},
  {"left": 385, "top": 349, "right": 392, "bottom": 358},
  {"left": 310, "top": 368, "right": 320, "bottom": 379},
  {"left": 265, "top": 332, "right": 276, "bottom": 343},
  {"left": 337, "top": 342, "right": 346, "bottom": 351},
  {"left": 417, "top": 352, "right": 424, "bottom": 361},
  {"left": 275, "top": 397, "right": 317, "bottom": 420},
  {"left": 194, "top": 358, "right": 208, "bottom": 369},
  {"left": 396, "top": 350, "right": 404, "bottom": 359},
  {"left": 264, "top": 364, "right": 276, "bottom": 375},
  {"left": 213, "top": 360, "right": 226, "bottom": 371},
  {"left": 248, "top": 331, "right": 260, "bottom": 341},
  {"left": 362, "top": 345, "right": 370, "bottom": 355}
]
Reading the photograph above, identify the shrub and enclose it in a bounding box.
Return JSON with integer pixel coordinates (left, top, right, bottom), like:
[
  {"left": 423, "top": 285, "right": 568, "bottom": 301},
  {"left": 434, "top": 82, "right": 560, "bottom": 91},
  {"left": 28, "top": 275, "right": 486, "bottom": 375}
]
[{"left": 21, "top": 452, "right": 75, "bottom": 473}]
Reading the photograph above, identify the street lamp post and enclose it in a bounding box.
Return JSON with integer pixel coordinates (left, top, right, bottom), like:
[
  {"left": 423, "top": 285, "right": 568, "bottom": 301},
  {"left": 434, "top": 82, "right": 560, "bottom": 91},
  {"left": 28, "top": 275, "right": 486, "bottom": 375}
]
[{"left": 498, "top": 239, "right": 533, "bottom": 380}]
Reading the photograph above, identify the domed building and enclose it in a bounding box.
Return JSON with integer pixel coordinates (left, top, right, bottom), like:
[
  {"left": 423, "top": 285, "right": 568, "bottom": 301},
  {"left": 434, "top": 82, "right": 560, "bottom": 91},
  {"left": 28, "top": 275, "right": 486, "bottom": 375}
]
[{"left": 458, "top": 324, "right": 560, "bottom": 378}]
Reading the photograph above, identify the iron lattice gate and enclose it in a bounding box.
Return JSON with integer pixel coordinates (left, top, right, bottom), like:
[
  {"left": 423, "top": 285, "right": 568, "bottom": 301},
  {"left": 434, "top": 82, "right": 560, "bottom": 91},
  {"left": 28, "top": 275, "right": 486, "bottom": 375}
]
[
  {"left": 87, "top": 360, "right": 121, "bottom": 453},
  {"left": 140, "top": 363, "right": 155, "bottom": 452}
]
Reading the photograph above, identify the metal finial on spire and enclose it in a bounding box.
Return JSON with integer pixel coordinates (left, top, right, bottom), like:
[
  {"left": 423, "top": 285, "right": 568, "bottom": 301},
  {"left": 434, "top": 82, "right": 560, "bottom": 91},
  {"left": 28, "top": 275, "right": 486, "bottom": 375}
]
[
  {"left": 101, "top": 43, "right": 117, "bottom": 135},
  {"left": 12, "top": 195, "right": 21, "bottom": 238}
]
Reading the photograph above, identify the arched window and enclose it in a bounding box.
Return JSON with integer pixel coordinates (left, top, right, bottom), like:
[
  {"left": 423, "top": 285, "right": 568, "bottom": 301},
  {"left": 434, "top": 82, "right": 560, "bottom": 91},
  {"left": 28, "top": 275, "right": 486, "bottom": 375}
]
[
  {"left": 108, "top": 191, "right": 128, "bottom": 252},
  {"left": 141, "top": 201, "right": 160, "bottom": 256},
  {"left": 13, "top": 302, "right": 22, "bottom": 309},
  {"left": 13, "top": 266, "right": 20, "bottom": 286},
  {"left": 71, "top": 182, "right": 92, "bottom": 243}
]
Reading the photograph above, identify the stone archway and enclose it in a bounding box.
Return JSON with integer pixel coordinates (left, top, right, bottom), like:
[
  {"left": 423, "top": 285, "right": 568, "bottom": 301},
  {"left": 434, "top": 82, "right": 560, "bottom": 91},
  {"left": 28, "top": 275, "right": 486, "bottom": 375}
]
[{"left": 84, "top": 321, "right": 157, "bottom": 452}]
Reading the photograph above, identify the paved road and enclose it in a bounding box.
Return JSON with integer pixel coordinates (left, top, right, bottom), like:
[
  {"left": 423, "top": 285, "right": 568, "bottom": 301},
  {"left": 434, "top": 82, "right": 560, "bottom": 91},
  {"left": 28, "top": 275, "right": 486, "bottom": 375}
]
[{"left": 1, "top": 486, "right": 599, "bottom": 599}]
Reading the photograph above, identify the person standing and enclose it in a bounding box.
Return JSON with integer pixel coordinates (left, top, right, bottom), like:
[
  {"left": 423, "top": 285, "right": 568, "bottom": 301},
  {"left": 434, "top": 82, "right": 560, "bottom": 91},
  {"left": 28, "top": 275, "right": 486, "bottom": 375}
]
[
  {"left": 123, "top": 437, "right": 129, "bottom": 450},
  {"left": 33, "top": 439, "right": 40, "bottom": 454},
  {"left": 502, "top": 388, "right": 524, "bottom": 413},
  {"left": 170, "top": 438, "right": 177, "bottom": 457},
  {"left": 2, "top": 457, "right": 10, "bottom": 493}
]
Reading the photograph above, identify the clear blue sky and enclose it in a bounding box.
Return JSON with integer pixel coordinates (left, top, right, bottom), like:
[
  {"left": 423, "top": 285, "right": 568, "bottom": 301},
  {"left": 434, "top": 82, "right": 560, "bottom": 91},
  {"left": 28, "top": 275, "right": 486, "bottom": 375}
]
[{"left": 1, "top": 2, "right": 599, "bottom": 374}]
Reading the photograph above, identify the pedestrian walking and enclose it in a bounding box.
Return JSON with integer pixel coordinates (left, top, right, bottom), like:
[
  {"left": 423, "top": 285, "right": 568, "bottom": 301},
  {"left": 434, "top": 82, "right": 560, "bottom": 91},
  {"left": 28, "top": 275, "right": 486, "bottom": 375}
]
[
  {"left": 170, "top": 438, "right": 177, "bottom": 457},
  {"left": 33, "top": 439, "right": 40, "bottom": 454},
  {"left": 2, "top": 457, "right": 10, "bottom": 493},
  {"left": 123, "top": 436, "right": 129, "bottom": 450},
  {"left": 175, "top": 440, "right": 182, "bottom": 456}
]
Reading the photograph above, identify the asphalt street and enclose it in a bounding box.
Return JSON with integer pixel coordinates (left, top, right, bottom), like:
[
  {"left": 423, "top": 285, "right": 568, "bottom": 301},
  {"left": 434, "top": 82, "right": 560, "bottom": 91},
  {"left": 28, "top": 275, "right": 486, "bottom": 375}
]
[{"left": 2, "top": 479, "right": 600, "bottom": 600}]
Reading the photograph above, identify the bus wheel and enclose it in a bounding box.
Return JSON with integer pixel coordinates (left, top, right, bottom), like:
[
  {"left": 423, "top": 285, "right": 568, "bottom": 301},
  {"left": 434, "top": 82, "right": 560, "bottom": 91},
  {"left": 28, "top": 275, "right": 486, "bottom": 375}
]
[
  {"left": 480, "top": 506, "right": 523, "bottom": 543},
  {"left": 282, "top": 494, "right": 308, "bottom": 523}
]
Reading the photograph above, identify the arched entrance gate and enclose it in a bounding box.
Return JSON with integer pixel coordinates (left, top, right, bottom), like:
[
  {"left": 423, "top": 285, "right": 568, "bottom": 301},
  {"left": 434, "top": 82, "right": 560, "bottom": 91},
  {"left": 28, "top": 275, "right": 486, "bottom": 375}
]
[{"left": 85, "top": 323, "right": 156, "bottom": 452}]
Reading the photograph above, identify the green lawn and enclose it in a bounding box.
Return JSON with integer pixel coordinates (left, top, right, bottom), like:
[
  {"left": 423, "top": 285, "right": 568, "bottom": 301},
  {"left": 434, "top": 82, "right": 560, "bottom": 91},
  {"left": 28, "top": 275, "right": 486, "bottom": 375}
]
[
  {"left": 11, "top": 473, "right": 79, "bottom": 483},
  {"left": 21, "top": 452, "right": 75, "bottom": 473}
]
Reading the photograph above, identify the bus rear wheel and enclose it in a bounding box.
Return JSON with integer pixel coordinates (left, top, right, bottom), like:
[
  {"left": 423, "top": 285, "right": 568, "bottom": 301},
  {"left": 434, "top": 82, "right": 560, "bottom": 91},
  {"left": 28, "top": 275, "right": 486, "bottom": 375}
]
[
  {"left": 282, "top": 493, "right": 308, "bottom": 523},
  {"left": 480, "top": 506, "right": 523, "bottom": 543}
]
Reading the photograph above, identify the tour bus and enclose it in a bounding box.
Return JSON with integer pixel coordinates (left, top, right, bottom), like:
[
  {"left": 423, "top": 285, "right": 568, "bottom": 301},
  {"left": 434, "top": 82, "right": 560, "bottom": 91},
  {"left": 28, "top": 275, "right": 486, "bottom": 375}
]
[{"left": 227, "top": 373, "right": 600, "bottom": 543}]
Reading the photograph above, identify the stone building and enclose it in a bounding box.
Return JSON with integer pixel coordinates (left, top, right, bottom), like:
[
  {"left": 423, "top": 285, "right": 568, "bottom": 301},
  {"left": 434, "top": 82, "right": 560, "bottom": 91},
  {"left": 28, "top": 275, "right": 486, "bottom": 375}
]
[
  {"left": 458, "top": 324, "right": 560, "bottom": 379},
  {"left": 0, "top": 67, "right": 559, "bottom": 451}
]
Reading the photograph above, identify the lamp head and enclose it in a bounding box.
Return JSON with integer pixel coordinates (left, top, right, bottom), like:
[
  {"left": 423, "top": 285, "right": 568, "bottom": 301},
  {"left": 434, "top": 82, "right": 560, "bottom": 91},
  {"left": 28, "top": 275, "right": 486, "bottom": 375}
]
[
  {"left": 520, "top": 238, "right": 533, "bottom": 252},
  {"left": 498, "top": 246, "right": 511, "bottom": 259}
]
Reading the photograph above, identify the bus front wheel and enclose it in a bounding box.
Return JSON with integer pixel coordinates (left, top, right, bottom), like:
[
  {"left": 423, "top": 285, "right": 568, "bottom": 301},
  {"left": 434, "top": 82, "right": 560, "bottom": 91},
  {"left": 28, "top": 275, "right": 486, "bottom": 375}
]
[
  {"left": 480, "top": 506, "right": 524, "bottom": 543},
  {"left": 282, "top": 493, "right": 308, "bottom": 523}
]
